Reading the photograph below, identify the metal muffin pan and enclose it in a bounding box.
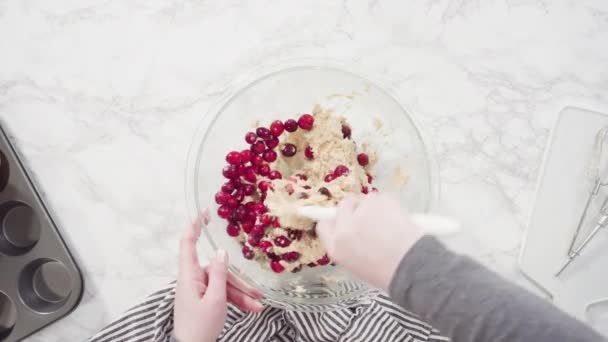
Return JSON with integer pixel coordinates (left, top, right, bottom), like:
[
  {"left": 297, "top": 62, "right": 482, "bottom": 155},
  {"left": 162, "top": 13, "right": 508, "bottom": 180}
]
[{"left": 0, "top": 124, "right": 83, "bottom": 341}]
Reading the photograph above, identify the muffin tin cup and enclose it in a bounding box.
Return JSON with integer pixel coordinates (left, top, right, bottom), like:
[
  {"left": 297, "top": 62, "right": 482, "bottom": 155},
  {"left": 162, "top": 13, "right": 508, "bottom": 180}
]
[{"left": 0, "top": 124, "right": 83, "bottom": 341}]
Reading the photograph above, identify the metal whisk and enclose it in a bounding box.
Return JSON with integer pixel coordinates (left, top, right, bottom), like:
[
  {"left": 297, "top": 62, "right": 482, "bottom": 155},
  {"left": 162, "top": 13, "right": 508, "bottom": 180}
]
[{"left": 555, "top": 126, "right": 608, "bottom": 277}]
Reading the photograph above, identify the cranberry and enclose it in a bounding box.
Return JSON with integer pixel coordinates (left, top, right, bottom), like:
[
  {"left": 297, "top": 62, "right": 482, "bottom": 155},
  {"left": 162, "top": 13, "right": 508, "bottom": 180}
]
[
  {"left": 237, "top": 164, "right": 246, "bottom": 177},
  {"left": 270, "top": 120, "right": 284, "bottom": 137},
  {"left": 248, "top": 236, "right": 260, "bottom": 247},
  {"left": 251, "top": 141, "right": 266, "bottom": 155},
  {"left": 252, "top": 155, "right": 264, "bottom": 166},
  {"left": 298, "top": 114, "right": 314, "bottom": 130},
  {"left": 251, "top": 224, "right": 266, "bottom": 238},
  {"left": 270, "top": 260, "right": 285, "bottom": 273},
  {"left": 244, "top": 211, "right": 257, "bottom": 223},
  {"left": 226, "top": 151, "right": 241, "bottom": 165},
  {"left": 287, "top": 229, "right": 303, "bottom": 240},
  {"left": 227, "top": 223, "right": 240, "bottom": 237},
  {"left": 245, "top": 132, "right": 257, "bottom": 144},
  {"left": 241, "top": 221, "right": 254, "bottom": 233},
  {"left": 324, "top": 174, "right": 336, "bottom": 183},
  {"left": 221, "top": 181, "right": 235, "bottom": 193},
  {"left": 260, "top": 215, "right": 273, "bottom": 226},
  {"left": 232, "top": 189, "right": 245, "bottom": 202},
  {"left": 274, "top": 236, "right": 291, "bottom": 247},
  {"left": 272, "top": 218, "right": 281, "bottom": 228},
  {"left": 256, "top": 127, "right": 271, "bottom": 140},
  {"left": 226, "top": 197, "right": 238, "bottom": 208},
  {"left": 258, "top": 180, "right": 271, "bottom": 192},
  {"left": 303, "top": 185, "right": 312, "bottom": 190},
  {"left": 281, "top": 143, "right": 297, "bottom": 157},
  {"left": 263, "top": 150, "right": 277, "bottom": 163},
  {"left": 334, "top": 165, "right": 349, "bottom": 177},
  {"left": 244, "top": 169, "right": 257, "bottom": 183},
  {"left": 253, "top": 203, "right": 267, "bottom": 214},
  {"left": 215, "top": 191, "right": 230, "bottom": 205},
  {"left": 295, "top": 173, "right": 308, "bottom": 181},
  {"left": 367, "top": 174, "right": 373, "bottom": 184},
  {"left": 242, "top": 183, "right": 255, "bottom": 196},
  {"left": 222, "top": 165, "right": 239, "bottom": 179},
  {"left": 259, "top": 240, "right": 273, "bottom": 254},
  {"left": 269, "top": 170, "right": 282, "bottom": 180},
  {"left": 357, "top": 153, "right": 369, "bottom": 166},
  {"left": 266, "top": 137, "right": 279, "bottom": 149},
  {"left": 305, "top": 146, "right": 314, "bottom": 160},
  {"left": 317, "top": 254, "right": 330, "bottom": 265},
  {"left": 284, "top": 119, "right": 298, "bottom": 132},
  {"left": 230, "top": 178, "right": 242, "bottom": 189},
  {"left": 242, "top": 246, "right": 255, "bottom": 259},
  {"left": 361, "top": 186, "right": 369, "bottom": 194},
  {"left": 282, "top": 251, "right": 300, "bottom": 262},
  {"left": 342, "top": 125, "right": 351, "bottom": 139},
  {"left": 217, "top": 205, "right": 231, "bottom": 219},
  {"left": 258, "top": 164, "right": 270, "bottom": 176},
  {"left": 240, "top": 150, "right": 253, "bottom": 163},
  {"left": 233, "top": 205, "right": 247, "bottom": 220}
]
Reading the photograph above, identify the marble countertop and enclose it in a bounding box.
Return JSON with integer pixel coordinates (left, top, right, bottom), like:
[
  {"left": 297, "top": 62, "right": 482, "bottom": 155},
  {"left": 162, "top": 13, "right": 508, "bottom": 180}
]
[{"left": 1, "top": 0, "right": 607, "bottom": 340}]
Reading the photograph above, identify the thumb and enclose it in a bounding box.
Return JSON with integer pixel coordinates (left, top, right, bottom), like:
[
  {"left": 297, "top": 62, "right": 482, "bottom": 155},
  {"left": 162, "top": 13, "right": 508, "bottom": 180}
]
[{"left": 203, "top": 249, "right": 229, "bottom": 305}]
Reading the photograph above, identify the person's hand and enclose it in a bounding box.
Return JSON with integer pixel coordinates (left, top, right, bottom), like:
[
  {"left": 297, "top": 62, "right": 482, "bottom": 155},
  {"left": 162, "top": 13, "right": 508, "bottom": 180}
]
[
  {"left": 317, "top": 194, "right": 424, "bottom": 290},
  {"left": 174, "top": 209, "right": 264, "bottom": 342}
]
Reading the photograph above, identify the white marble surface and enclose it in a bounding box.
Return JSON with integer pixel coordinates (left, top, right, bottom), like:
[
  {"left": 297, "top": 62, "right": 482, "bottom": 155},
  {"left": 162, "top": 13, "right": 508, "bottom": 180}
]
[{"left": 1, "top": 0, "right": 608, "bottom": 340}]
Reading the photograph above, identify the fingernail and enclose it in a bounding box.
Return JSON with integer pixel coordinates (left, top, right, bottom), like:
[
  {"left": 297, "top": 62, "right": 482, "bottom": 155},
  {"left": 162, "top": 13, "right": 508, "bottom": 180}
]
[{"left": 216, "top": 248, "right": 228, "bottom": 264}]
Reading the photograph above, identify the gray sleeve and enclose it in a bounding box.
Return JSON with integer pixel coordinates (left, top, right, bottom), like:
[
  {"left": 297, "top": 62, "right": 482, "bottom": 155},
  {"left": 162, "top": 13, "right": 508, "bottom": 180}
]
[{"left": 389, "top": 236, "right": 605, "bottom": 342}]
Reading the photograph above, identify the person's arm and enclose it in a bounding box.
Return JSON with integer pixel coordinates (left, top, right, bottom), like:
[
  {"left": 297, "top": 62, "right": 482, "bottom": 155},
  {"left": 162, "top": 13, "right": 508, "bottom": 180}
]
[
  {"left": 317, "top": 194, "right": 605, "bottom": 342},
  {"left": 390, "top": 236, "right": 605, "bottom": 342}
]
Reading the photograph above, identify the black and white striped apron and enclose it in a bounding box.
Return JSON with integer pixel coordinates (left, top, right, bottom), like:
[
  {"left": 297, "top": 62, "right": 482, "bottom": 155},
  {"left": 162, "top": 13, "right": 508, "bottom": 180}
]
[{"left": 88, "top": 282, "right": 449, "bottom": 342}]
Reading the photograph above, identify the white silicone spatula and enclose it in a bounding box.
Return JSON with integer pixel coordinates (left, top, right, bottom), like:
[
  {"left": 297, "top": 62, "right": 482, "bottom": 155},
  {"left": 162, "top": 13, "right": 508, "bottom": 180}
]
[{"left": 297, "top": 206, "right": 460, "bottom": 236}]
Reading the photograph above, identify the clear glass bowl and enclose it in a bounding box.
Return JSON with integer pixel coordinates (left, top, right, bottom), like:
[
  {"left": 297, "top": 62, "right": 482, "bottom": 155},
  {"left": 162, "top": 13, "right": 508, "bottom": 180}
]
[{"left": 186, "top": 59, "right": 438, "bottom": 311}]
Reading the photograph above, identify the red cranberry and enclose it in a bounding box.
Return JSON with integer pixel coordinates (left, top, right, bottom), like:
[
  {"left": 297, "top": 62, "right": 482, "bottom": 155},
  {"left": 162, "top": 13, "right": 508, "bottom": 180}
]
[
  {"left": 251, "top": 224, "right": 265, "bottom": 239},
  {"left": 252, "top": 155, "right": 264, "bottom": 166},
  {"left": 251, "top": 141, "right": 266, "bottom": 155},
  {"left": 244, "top": 211, "right": 257, "bottom": 223},
  {"left": 230, "top": 178, "right": 242, "bottom": 189},
  {"left": 263, "top": 150, "right": 277, "bottom": 162},
  {"left": 269, "top": 170, "right": 282, "bottom": 180},
  {"left": 233, "top": 205, "right": 247, "bottom": 220},
  {"left": 258, "top": 164, "right": 270, "bottom": 176},
  {"left": 245, "top": 132, "right": 257, "bottom": 144},
  {"left": 253, "top": 203, "right": 267, "bottom": 214},
  {"left": 215, "top": 191, "right": 230, "bottom": 205},
  {"left": 282, "top": 251, "right": 300, "bottom": 262},
  {"left": 241, "top": 221, "right": 254, "bottom": 233},
  {"left": 222, "top": 165, "right": 239, "bottom": 179},
  {"left": 317, "top": 255, "right": 330, "bottom": 265},
  {"left": 221, "top": 181, "right": 235, "bottom": 193},
  {"left": 295, "top": 173, "right": 308, "bottom": 181},
  {"left": 281, "top": 143, "right": 297, "bottom": 157},
  {"left": 244, "top": 169, "right": 257, "bottom": 183},
  {"left": 361, "top": 186, "right": 369, "bottom": 194},
  {"left": 367, "top": 174, "right": 373, "bottom": 184},
  {"left": 305, "top": 146, "right": 314, "bottom": 160},
  {"left": 284, "top": 119, "right": 298, "bottom": 132},
  {"left": 242, "top": 183, "right": 255, "bottom": 196},
  {"left": 260, "top": 215, "right": 273, "bottom": 226},
  {"left": 248, "top": 236, "right": 260, "bottom": 247},
  {"left": 256, "top": 127, "right": 271, "bottom": 140},
  {"left": 272, "top": 218, "right": 281, "bottom": 228},
  {"left": 217, "top": 205, "right": 231, "bottom": 219},
  {"left": 266, "top": 137, "right": 279, "bottom": 149},
  {"left": 270, "top": 120, "right": 284, "bottom": 137},
  {"left": 227, "top": 223, "right": 240, "bottom": 237},
  {"left": 357, "top": 153, "right": 369, "bottom": 166},
  {"left": 258, "top": 180, "right": 271, "bottom": 192},
  {"left": 270, "top": 260, "right": 285, "bottom": 273},
  {"left": 237, "top": 164, "right": 246, "bottom": 177},
  {"left": 298, "top": 114, "right": 314, "bottom": 130},
  {"left": 274, "top": 236, "right": 291, "bottom": 247},
  {"left": 303, "top": 185, "right": 312, "bottom": 190},
  {"left": 240, "top": 150, "right": 253, "bottom": 163},
  {"left": 232, "top": 189, "right": 245, "bottom": 202},
  {"left": 226, "top": 151, "right": 242, "bottom": 165},
  {"left": 242, "top": 246, "right": 255, "bottom": 259},
  {"left": 287, "top": 229, "right": 303, "bottom": 240},
  {"left": 259, "top": 240, "right": 273, "bottom": 254},
  {"left": 226, "top": 197, "right": 238, "bottom": 208},
  {"left": 342, "top": 125, "right": 351, "bottom": 139},
  {"left": 334, "top": 165, "right": 349, "bottom": 177},
  {"left": 324, "top": 174, "right": 336, "bottom": 183}
]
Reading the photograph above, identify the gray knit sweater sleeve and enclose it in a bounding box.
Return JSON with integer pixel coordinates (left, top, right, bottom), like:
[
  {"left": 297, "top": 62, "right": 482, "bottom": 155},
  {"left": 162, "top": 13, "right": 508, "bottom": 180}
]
[{"left": 389, "top": 236, "right": 605, "bottom": 342}]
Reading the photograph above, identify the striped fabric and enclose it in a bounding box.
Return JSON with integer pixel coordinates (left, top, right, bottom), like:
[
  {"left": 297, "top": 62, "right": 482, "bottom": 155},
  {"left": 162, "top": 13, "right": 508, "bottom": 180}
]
[{"left": 88, "top": 282, "right": 449, "bottom": 342}]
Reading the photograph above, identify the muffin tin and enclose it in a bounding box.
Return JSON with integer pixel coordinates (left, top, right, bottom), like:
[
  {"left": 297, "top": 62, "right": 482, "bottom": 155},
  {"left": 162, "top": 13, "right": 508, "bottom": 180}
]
[{"left": 0, "top": 124, "right": 83, "bottom": 341}]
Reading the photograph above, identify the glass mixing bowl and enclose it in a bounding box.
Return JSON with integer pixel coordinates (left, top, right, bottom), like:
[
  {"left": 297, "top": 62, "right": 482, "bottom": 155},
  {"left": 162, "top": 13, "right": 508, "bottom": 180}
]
[{"left": 186, "top": 59, "right": 438, "bottom": 310}]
